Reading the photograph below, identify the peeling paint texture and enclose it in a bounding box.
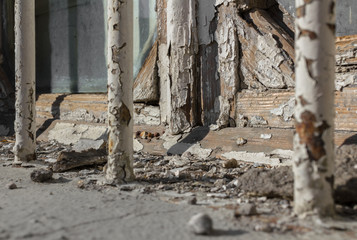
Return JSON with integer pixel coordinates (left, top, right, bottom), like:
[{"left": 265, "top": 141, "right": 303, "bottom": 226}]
[
  {"left": 294, "top": 0, "right": 336, "bottom": 217},
  {"left": 216, "top": 3, "right": 239, "bottom": 128},
  {"left": 13, "top": 0, "right": 36, "bottom": 163},
  {"left": 167, "top": 0, "right": 199, "bottom": 134},
  {"left": 104, "top": 0, "right": 134, "bottom": 185}
]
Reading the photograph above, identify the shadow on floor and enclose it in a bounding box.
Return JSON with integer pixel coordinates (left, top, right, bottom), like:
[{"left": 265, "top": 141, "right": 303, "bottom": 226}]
[
  {"left": 36, "top": 94, "right": 67, "bottom": 138},
  {"left": 167, "top": 126, "right": 210, "bottom": 156}
]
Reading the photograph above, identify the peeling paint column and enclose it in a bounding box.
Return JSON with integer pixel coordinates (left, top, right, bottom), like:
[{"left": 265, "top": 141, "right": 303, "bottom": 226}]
[
  {"left": 104, "top": 0, "right": 134, "bottom": 184},
  {"left": 13, "top": 0, "right": 36, "bottom": 163},
  {"left": 167, "top": 0, "right": 199, "bottom": 134},
  {"left": 215, "top": 1, "right": 239, "bottom": 128},
  {"left": 294, "top": 0, "right": 336, "bottom": 216}
]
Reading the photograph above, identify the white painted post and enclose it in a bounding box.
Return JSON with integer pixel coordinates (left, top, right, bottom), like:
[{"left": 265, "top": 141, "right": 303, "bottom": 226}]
[
  {"left": 104, "top": 0, "right": 134, "bottom": 184},
  {"left": 13, "top": 0, "right": 36, "bottom": 163},
  {"left": 294, "top": 0, "right": 336, "bottom": 217},
  {"left": 167, "top": 0, "right": 198, "bottom": 134}
]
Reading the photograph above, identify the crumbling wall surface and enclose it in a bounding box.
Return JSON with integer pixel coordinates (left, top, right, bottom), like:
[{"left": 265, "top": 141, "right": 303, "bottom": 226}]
[
  {"left": 236, "top": 9, "right": 295, "bottom": 90},
  {"left": 166, "top": 0, "right": 199, "bottom": 134},
  {"left": 335, "top": 35, "right": 357, "bottom": 91},
  {"left": 215, "top": 1, "right": 240, "bottom": 128}
]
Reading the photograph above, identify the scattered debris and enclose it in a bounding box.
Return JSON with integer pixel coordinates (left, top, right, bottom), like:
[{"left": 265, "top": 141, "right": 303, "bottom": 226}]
[
  {"left": 236, "top": 166, "right": 293, "bottom": 199},
  {"left": 187, "top": 213, "right": 213, "bottom": 235},
  {"left": 236, "top": 137, "right": 247, "bottom": 146},
  {"left": 222, "top": 159, "right": 238, "bottom": 169},
  {"left": 235, "top": 203, "right": 258, "bottom": 217},
  {"left": 77, "top": 180, "right": 85, "bottom": 189},
  {"left": 187, "top": 197, "right": 197, "bottom": 205},
  {"left": 72, "top": 138, "right": 106, "bottom": 152},
  {"left": 7, "top": 182, "right": 17, "bottom": 189},
  {"left": 30, "top": 168, "right": 53, "bottom": 183},
  {"left": 255, "top": 223, "right": 273, "bottom": 232},
  {"left": 182, "top": 144, "right": 212, "bottom": 160},
  {"left": 260, "top": 134, "right": 272, "bottom": 139},
  {"left": 221, "top": 151, "right": 291, "bottom": 166},
  {"left": 133, "top": 139, "right": 144, "bottom": 152},
  {"left": 249, "top": 116, "right": 268, "bottom": 126},
  {"left": 270, "top": 97, "right": 295, "bottom": 122}
]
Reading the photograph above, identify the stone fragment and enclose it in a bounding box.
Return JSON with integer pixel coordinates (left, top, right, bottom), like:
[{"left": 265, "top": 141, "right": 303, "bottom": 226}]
[
  {"left": 72, "top": 138, "right": 106, "bottom": 152},
  {"left": 187, "top": 213, "right": 213, "bottom": 235},
  {"left": 235, "top": 203, "right": 258, "bottom": 217},
  {"left": 182, "top": 144, "right": 212, "bottom": 160},
  {"left": 222, "top": 159, "right": 238, "bottom": 168},
  {"left": 77, "top": 180, "right": 85, "bottom": 189},
  {"left": 30, "top": 168, "right": 53, "bottom": 183},
  {"left": 187, "top": 197, "right": 197, "bottom": 205},
  {"left": 236, "top": 137, "right": 247, "bottom": 146},
  {"left": 260, "top": 134, "right": 272, "bottom": 139},
  {"left": 270, "top": 97, "right": 295, "bottom": 122},
  {"left": 7, "top": 182, "right": 17, "bottom": 190},
  {"left": 255, "top": 223, "right": 273, "bottom": 232},
  {"left": 133, "top": 139, "right": 144, "bottom": 152},
  {"left": 249, "top": 116, "right": 268, "bottom": 126},
  {"left": 236, "top": 166, "right": 293, "bottom": 199}
]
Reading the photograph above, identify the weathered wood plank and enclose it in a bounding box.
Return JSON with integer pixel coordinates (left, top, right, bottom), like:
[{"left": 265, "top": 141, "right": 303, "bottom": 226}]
[
  {"left": 52, "top": 149, "right": 107, "bottom": 172},
  {"left": 133, "top": 41, "right": 159, "bottom": 103},
  {"left": 237, "top": 87, "right": 357, "bottom": 131}
]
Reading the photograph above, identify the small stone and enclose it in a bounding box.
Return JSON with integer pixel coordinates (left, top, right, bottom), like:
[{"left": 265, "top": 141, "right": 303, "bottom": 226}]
[
  {"left": 77, "top": 180, "right": 85, "bottom": 189},
  {"left": 235, "top": 203, "right": 258, "bottom": 217},
  {"left": 7, "top": 182, "right": 17, "bottom": 189},
  {"left": 255, "top": 223, "right": 273, "bottom": 232},
  {"left": 260, "top": 134, "right": 272, "bottom": 139},
  {"left": 209, "top": 124, "right": 220, "bottom": 131},
  {"left": 236, "top": 137, "right": 247, "bottom": 146},
  {"left": 187, "top": 197, "right": 197, "bottom": 205},
  {"left": 140, "top": 131, "right": 148, "bottom": 139},
  {"left": 187, "top": 213, "right": 213, "bottom": 235},
  {"left": 30, "top": 169, "right": 53, "bottom": 183},
  {"left": 222, "top": 159, "right": 238, "bottom": 168}
]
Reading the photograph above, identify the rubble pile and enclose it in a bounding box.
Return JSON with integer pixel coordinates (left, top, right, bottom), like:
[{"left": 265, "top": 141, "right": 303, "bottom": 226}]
[{"left": 1, "top": 136, "right": 357, "bottom": 233}]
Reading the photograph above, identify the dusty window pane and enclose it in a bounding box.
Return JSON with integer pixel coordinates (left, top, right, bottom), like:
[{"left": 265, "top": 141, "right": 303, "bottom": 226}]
[{"left": 133, "top": 0, "right": 157, "bottom": 79}]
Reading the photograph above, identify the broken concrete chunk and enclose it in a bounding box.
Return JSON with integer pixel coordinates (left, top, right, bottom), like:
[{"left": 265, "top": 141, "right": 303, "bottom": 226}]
[
  {"left": 133, "top": 139, "right": 144, "bottom": 152},
  {"left": 249, "top": 116, "right": 268, "bottom": 126},
  {"left": 6, "top": 182, "right": 17, "bottom": 189},
  {"left": 134, "top": 105, "right": 161, "bottom": 126},
  {"left": 30, "top": 169, "right": 53, "bottom": 183},
  {"left": 182, "top": 144, "right": 212, "bottom": 160},
  {"left": 270, "top": 97, "right": 295, "bottom": 122},
  {"left": 187, "top": 213, "right": 213, "bottom": 235},
  {"left": 72, "top": 139, "right": 106, "bottom": 152},
  {"left": 236, "top": 166, "right": 293, "bottom": 199},
  {"left": 187, "top": 197, "right": 197, "bottom": 205},
  {"left": 235, "top": 203, "right": 258, "bottom": 217},
  {"left": 221, "top": 151, "right": 287, "bottom": 166},
  {"left": 52, "top": 149, "right": 107, "bottom": 173},
  {"left": 48, "top": 122, "right": 108, "bottom": 145},
  {"left": 260, "top": 134, "right": 272, "bottom": 139}
]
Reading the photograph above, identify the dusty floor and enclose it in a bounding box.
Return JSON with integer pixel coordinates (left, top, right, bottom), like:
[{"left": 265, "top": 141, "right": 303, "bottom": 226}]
[{"left": 1, "top": 136, "right": 357, "bottom": 240}]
